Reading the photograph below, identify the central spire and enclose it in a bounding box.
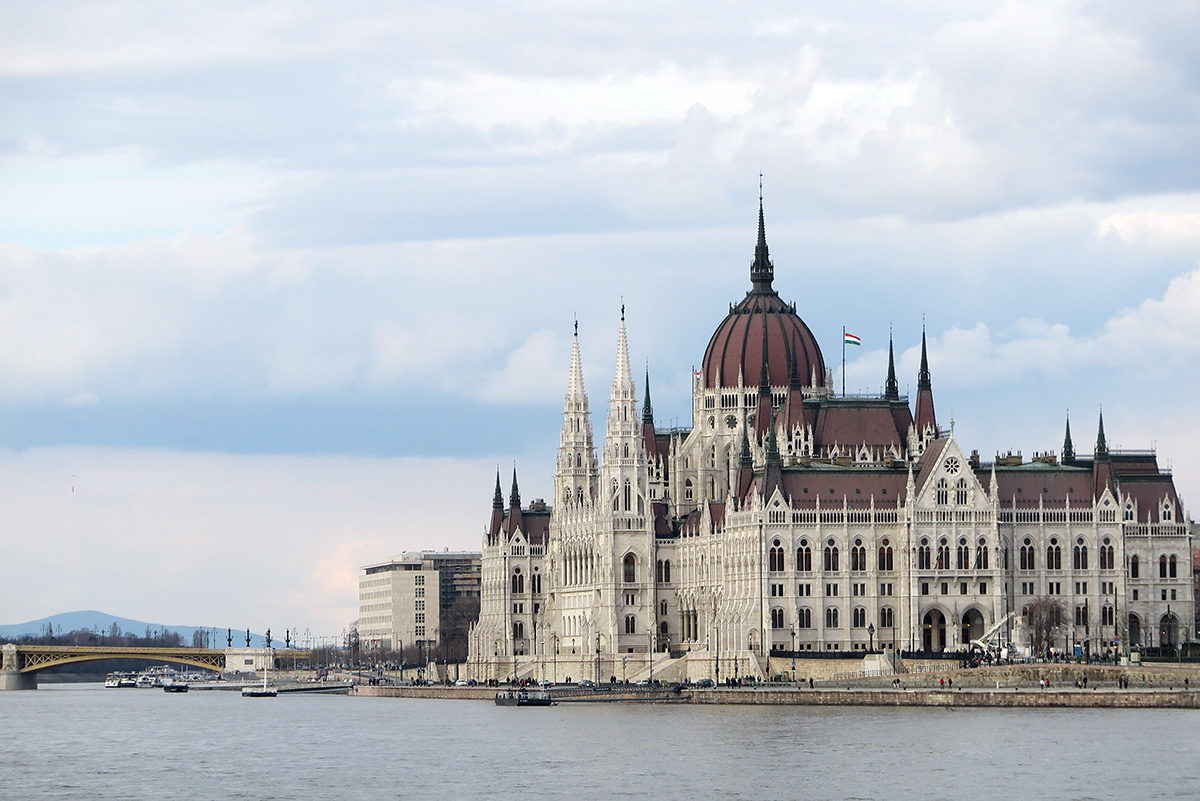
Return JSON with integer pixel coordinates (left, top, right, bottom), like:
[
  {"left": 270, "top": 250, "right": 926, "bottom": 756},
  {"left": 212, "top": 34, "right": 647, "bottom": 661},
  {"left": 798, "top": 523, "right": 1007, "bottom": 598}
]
[
  {"left": 750, "top": 178, "right": 774, "bottom": 293},
  {"left": 885, "top": 331, "right": 899, "bottom": 400}
]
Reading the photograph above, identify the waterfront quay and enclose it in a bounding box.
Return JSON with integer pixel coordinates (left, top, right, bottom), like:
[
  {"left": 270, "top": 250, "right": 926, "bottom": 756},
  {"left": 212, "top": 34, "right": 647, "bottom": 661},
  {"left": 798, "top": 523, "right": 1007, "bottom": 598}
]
[{"left": 351, "top": 663, "right": 1200, "bottom": 708}]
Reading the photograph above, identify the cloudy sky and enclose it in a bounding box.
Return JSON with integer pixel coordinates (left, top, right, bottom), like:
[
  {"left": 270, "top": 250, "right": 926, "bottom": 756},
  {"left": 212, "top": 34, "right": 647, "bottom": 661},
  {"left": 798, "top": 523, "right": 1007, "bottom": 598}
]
[{"left": 2, "top": 1, "right": 1198, "bottom": 637}]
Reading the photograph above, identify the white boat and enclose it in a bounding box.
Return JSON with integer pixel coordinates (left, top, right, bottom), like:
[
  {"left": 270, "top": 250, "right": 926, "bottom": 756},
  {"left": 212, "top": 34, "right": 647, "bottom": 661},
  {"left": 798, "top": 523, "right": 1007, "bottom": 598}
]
[
  {"left": 104, "top": 673, "right": 121, "bottom": 688},
  {"left": 242, "top": 662, "right": 277, "bottom": 698}
]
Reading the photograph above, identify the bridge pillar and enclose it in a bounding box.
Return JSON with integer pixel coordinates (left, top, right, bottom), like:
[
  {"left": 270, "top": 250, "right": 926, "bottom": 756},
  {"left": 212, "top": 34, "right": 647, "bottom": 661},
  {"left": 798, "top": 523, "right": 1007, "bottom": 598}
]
[{"left": 0, "top": 644, "right": 37, "bottom": 690}]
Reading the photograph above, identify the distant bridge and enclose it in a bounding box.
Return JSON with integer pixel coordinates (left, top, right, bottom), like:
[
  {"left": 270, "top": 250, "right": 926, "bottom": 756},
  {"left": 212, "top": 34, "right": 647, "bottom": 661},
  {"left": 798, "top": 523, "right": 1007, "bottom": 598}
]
[{"left": 1, "top": 643, "right": 310, "bottom": 690}]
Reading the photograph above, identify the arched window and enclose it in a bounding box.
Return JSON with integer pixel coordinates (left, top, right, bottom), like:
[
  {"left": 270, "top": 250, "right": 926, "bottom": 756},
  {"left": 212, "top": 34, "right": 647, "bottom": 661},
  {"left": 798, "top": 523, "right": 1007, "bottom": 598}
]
[
  {"left": 798, "top": 608, "right": 812, "bottom": 628},
  {"left": 824, "top": 540, "right": 839, "bottom": 572},
  {"left": 852, "top": 607, "right": 866, "bottom": 628},
  {"left": 612, "top": 479, "right": 619, "bottom": 511},
  {"left": 660, "top": 600, "right": 667, "bottom": 616},
  {"left": 1020, "top": 539, "right": 1035, "bottom": 571},
  {"left": 684, "top": 479, "right": 693, "bottom": 501},
  {"left": 769, "top": 540, "right": 784, "bottom": 572},
  {"left": 955, "top": 478, "right": 968, "bottom": 505},
  {"left": 878, "top": 539, "right": 893, "bottom": 572},
  {"left": 935, "top": 478, "right": 949, "bottom": 505},
  {"left": 936, "top": 540, "right": 950, "bottom": 570},
  {"left": 624, "top": 615, "right": 636, "bottom": 634},
  {"left": 771, "top": 608, "right": 784, "bottom": 629},
  {"left": 956, "top": 538, "right": 969, "bottom": 570},
  {"left": 623, "top": 479, "right": 631, "bottom": 511},
  {"left": 918, "top": 539, "right": 931, "bottom": 570},
  {"left": 796, "top": 543, "right": 812, "bottom": 572},
  {"left": 1101, "top": 605, "right": 1114, "bottom": 626},
  {"left": 1073, "top": 541, "right": 1088, "bottom": 570},
  {"left": 1130, "top": 555, "right": 1139, "bottom": 578},
  {"left": 623, "top": 553, "right": 636, "bottom": 583},
  {"left": 851, "top": 540, "right": 866, "bottom": 572},
  {"left": 825, "top": 607, "right": 839, "bottom": 628},
  {"left": 879, "top": 607, "right": 894, "bottom": 628},
  {"left": 513, "top": 621, "right": 524, "bottom": 640},
  {"left": 1169, "top": 554, "right": 1177, "bottom": 578},
  {"left": 663, "top": 560, "right": 671, "bottom": 583},
  {"left": 1075, "top": 605, "right": 1087, "bottom": 626},
  {"left": 1100, "top": 540, "right": 1114, "bottom": 570},
  {"left": 511, "top": 569, "right": 524, "bottom": 595},
  {"left": 975, "top": 539, "right": 989, "bottom": 570},
  {"left": 656, "top": 560, "right": 663, "bottom": 583},
  {"left": 1047, "top": 540, "right": 1062, "bottom": 570},
  {"left": 531, "top": 573, "right": 542, "bottom": 594}
]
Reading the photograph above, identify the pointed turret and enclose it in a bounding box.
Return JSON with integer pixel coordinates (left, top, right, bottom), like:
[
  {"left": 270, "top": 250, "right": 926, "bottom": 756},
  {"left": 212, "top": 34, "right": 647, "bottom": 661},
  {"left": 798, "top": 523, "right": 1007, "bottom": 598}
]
[
  {"left": 885, "top": 333, "right": 899, "bottom": 401},
  {"left": 1094, "top": 410, "right": 1108, "bottom": 459},
  {"left": 735, "top": 418, "right": 755, "bottom": 501},
  {"left": 641, "top": 369, "right": 660, "bottom": 461},
  {"left": 750, "top": 186, "right": 774, "bottom": 293},
  {"left": 913, "top": 325, "right": 937, "bottom": 436},
  {"left": 1062, "top": 413, "right": 1075, "bottom": 463},
  {"left": 507, "top": 467, "right": 523, "bottom": 536},
  {"left": 556, "top": 319, "right": 598, "bottom": 510},
  {"left": 761, "top": 412, "right": 785, "bottom": 501},
  {"left": 755, "top": 312, "right": 773, "bottom": 440},
  {"left": 489, "top": 470, "right": 505, "bottom": 542}
]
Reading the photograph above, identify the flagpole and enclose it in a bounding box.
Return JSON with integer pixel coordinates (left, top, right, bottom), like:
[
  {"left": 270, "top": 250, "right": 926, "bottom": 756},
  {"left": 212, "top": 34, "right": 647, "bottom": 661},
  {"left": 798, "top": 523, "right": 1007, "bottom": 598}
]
[{"left": 841, "top": 325, "right": 845, "bottom": 397}]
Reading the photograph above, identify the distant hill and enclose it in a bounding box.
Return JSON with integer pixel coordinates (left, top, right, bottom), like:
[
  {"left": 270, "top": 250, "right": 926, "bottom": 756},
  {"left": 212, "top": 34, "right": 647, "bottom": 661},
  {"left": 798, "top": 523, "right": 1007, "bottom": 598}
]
[{"left": 0, "top": 610, "right": 280, "bottom": 648}]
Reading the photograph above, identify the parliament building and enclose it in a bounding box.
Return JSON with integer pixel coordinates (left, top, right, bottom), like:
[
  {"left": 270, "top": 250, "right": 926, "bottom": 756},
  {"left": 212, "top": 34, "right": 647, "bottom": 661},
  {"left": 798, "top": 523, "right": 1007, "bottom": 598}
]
[{"left": 467, "top": 202, "right": 1194, "bottom": 681}]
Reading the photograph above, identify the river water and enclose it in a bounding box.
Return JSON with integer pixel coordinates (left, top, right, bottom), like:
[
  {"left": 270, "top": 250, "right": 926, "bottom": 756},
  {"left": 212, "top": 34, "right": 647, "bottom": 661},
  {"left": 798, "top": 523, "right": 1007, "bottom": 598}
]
[{"left": 4, "top": 684, "right": 1198, "bottom": 800}]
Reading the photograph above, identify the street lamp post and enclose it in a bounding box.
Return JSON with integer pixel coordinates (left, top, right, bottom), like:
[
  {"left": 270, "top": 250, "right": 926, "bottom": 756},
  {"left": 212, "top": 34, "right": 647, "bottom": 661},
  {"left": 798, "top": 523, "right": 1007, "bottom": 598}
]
[
  {"left": 595, "top": 633, "right": 601, "bottom": 684},
  {"left": 551, "top": 633, "right": 558, "bottom": 684},
  {"left": 868, "top": 623, "right": 875, "bottom": 653},
  {"left": 790, "top": 625, "right": 796, "bottom": 681}
]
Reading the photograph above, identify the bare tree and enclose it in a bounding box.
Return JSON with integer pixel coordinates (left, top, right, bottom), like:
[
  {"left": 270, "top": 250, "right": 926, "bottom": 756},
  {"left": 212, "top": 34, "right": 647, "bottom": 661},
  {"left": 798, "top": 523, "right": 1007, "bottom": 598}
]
[{"left": 1025, "top": 597, "right": 1066, "bottom": 656}]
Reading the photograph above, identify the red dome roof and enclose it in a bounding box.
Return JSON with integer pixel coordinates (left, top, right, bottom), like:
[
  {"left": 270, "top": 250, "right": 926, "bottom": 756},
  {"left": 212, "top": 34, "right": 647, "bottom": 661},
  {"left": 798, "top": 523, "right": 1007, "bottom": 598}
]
[
  {"left": 701, "top": 293, "right": 825, "bottom": 389},
  {"left": 700, "top": 202, "right": 825, "bottom": 389}
]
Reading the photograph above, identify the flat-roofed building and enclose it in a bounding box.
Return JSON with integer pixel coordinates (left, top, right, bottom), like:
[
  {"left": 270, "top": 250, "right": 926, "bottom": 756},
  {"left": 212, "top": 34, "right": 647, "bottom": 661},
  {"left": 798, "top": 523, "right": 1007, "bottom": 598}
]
[{"left": 358, "top": 551, "right": 481, "bottom": 655}]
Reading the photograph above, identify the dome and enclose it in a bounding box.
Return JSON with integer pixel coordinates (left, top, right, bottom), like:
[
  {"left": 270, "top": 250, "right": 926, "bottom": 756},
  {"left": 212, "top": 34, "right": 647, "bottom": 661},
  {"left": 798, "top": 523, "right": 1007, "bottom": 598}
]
[{"left": 700, "top": 203, "right": 825, "bottom": 390}]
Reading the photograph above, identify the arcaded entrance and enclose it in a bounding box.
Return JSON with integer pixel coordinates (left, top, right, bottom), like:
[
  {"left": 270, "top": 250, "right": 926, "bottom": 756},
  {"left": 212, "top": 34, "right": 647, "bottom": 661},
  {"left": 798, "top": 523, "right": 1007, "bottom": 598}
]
[{"left": 922, "top": 609, "right": 947, "bottom": 652}]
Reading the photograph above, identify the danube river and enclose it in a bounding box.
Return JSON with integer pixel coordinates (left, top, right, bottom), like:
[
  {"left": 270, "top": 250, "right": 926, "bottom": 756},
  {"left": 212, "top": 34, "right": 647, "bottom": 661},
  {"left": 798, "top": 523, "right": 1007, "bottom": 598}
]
[{"left": 5, "top": 684, "right": 1199, "bottom": 800}]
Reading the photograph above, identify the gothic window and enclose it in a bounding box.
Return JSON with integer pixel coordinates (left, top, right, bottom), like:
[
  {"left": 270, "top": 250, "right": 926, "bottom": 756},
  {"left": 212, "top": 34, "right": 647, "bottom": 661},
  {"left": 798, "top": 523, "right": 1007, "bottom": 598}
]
[
  {"left": 663, "top": 560, "right": 671, "bottom": 583},
  {"left": 576, "top": 487, "right": 584, "bottom": 504},
  {"left": 1130, "top": 555, "right": 1139, "bottom": 578},
  {"left": 975, "top": 539, "right": 989, "bottom": 569},
  {"left": 823, "top": 541, "right": 839, "bottom": 572},
  {"left": 1073, "top": 540, "right": 1088, "bottom": 570},
  {"left": 769, "top": 540, "right": 785, "bottom": 572},
  {"left": 771, "top": 608, "right": 784, "bottom": 629},
  {"left": 612, "top": 480, "right": 619, "bottom": 511},
  {"left": 879, "top": 607, "right": 894, "bottom": 628},
  {"left": 825, "top": 607, "right": 839, "bottom": 629},
  {"left": 956, "top": 538, "right": 969, "bottom": 570},
  {"left": 918, "top": 539, "right": 931, "bottom": 570},
  {"left": 1020, "top": 539, "right": 1035, "bottom": 571},
  {"left": 955, "top": 478, "right": 968, "bottom": 505},
  {"left": 878, "top": 540, "right": 893, "bottom": 572},
  {"left": 656, "top": 560, "right": 664, "bottom": 582},
  {"left": 1169, "top": 554, "right": 1177, "bottom": 578},
  {"left": 511, "top": 569, "right": 524, "bottom": 595},
  {"left": 796, "top": 543, "right": 812, "bottom": 572},
  {"left": 575, "top": 453, "right": 581, "bottom": 467},
  {"left": 1047, "top": 541, "right": 1062, "bottom": 570},
  {"left": 623, "top": 479, "right": 631, "bottom": 511},
  {"left": 513, "top": 621, "right": 524, "bottom": 640},
  {"left": 624, "top": 615, "right": 636, "bottom": 634},
  {"left": 850, "top": 540, "right": 866, "bottom": 572},
  {"left": 660, "top": 600, "right": 667, "bottom": 616},
  {"left": 1075, "top": 605, "right": 1086, "bottom": 626},
  {"left": 623, "top": 553, "right": 636, "bottom": 583},
  {"left": 935, "top": 478, "right": 949, "bottom": 505},
  {"left": 685, "top": 479, "right": 693, "bottom": 501},
  {"left": 1100, "top": 539, "right": 1114, "bottom": 570},
  {"left": 798, "top": 608, "right": 812, "bottom": 628},
  {"left": 936, "top": 540, "right": 950, "bottom": 570},
  {"left": 852, "top": 607, "right": 866, "bottom": 628},
  {"left": 1102, "top": 605, "right": 1114, "bottom": 626},
  {"left": 531, "top": 573, "right": 542, "bottom": 594},
  {"left": 1159, "top": 555, "right": 1168, "bottom": 578}
]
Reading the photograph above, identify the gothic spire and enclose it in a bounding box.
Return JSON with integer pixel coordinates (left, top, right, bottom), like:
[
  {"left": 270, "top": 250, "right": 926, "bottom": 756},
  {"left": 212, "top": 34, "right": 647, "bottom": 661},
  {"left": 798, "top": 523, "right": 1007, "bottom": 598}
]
[
  {"left": 750, "top": 180, "right": 774, "bottom": 293},
  {"left": 739, "top": 418, "right": 753, "bottom": 470},
  {"left": 885, "top": 331, "right": 899, "bottom": 400},
  {"left": 612, "top": 305, "right": 633, "bottom": 398},
  {"left": 509, "top": 467, "right": 521, "bottom": 509},
  {"left": 642, "top": 369, "right": 653, "bottom": 424},
  {"left": 567, "top": 318, "right": 586, "bottom": 401},
  {"left": 1062, "top": 412, "right": 1075, "bottom": 463},
  {"left": 1095, "top": 410, "right": 1108, "bottom": 459},
  {"left": 918, "top": 324, "right": 931, "bottom": 390},
  {"left": 493, "top": 470, "right": 504, "bottom": 510},
  {"left": 758, "top": 311, "right": 771, "bottom": 395}
]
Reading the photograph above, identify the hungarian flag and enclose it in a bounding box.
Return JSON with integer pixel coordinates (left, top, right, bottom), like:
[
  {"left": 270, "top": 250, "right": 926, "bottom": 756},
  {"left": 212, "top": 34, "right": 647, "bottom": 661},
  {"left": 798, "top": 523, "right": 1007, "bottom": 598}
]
[{"left": 843, "top": 332, "right": 861, "bottom": 346}]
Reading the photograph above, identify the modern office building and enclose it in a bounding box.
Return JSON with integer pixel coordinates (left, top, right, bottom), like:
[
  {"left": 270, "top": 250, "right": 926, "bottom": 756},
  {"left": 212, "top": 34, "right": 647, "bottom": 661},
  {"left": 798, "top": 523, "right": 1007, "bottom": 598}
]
[{"left": 359, "top": 550, "right": 481, "bottom": 653}]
